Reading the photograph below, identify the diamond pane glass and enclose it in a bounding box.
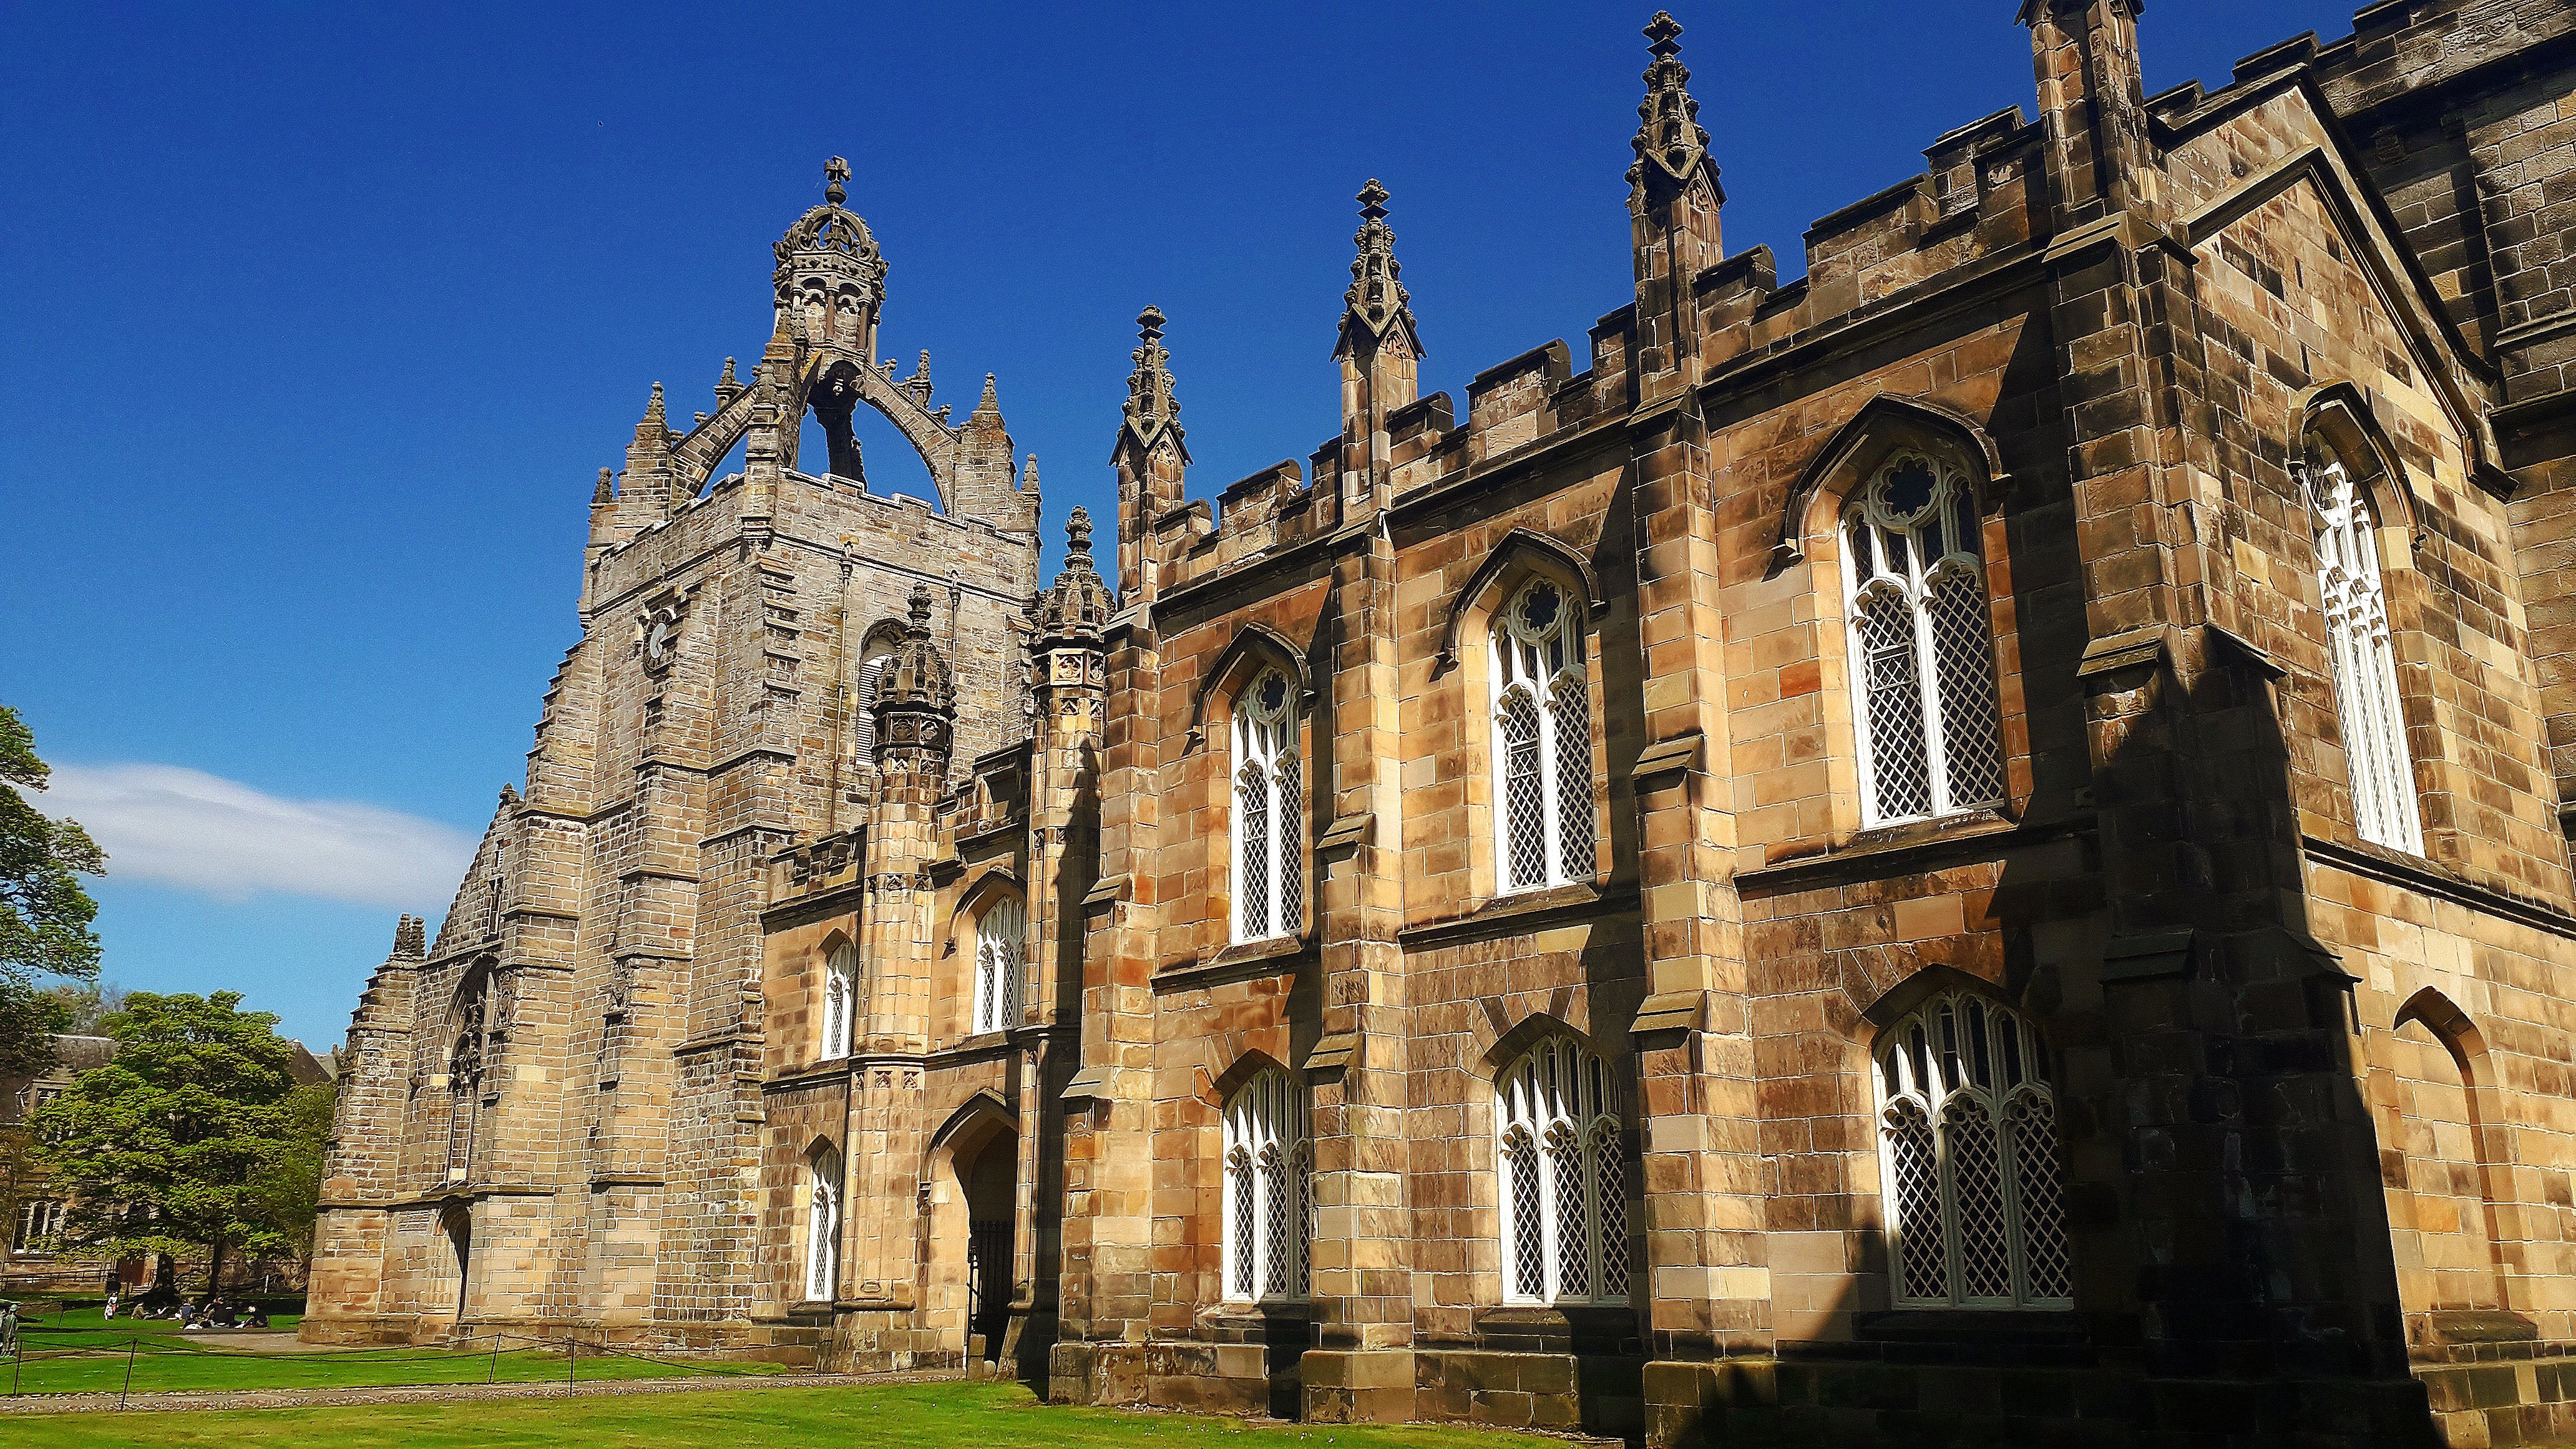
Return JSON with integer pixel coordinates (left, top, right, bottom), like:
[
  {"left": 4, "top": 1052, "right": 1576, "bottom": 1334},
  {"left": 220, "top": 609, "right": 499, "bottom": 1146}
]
[
  {"left": 1501, "top": 691, "right": 1546, "bottom": 888},
  {"left": 1276, "top": 757, "right": 1302, "bottom": 933},
  {"left": 1231, "top": 1149, "right": 1256, "bottom": 1297},
  {"left": 1948, "top": 1096, "right": 2011, "bottom": 1300},
  {"left": 1593, "top": 1125, "right": 1629, "bottom": 1299},
  {"left": 1508, "top": 1136, "right": 1544, "bottom": 1299},
  {"left": 1549, "top": 1126, "right": 1589, "bottom": 1299},
  {"left": 1860, "top": 593, "right": 1930, "bottom": 819},
  {"left": 2008, "top": 1093, "right": 2072, "bottom": 1300},
  {"left": 1930, "top": 569, "right": 2004, "bottom": 807},
  {"left": 1261, "top": 1146, "right": 1288, "bottom": 1296},
  {"left": 1551, "top": 676, "right": 1596, "bottom": 881},
  {"left": 1886, "top": 1099, "right": 1946, "bottom": 1301},
  {"left": 1237, "top": 765, "right": 1271, "bottom": 939}
]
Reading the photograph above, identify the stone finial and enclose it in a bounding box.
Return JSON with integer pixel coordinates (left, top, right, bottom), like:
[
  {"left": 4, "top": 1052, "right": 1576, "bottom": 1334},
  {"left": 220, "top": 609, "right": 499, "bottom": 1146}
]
[
  {"left": 1040, "top": 505, "right": 1112, "bottom": 643},
  {"left": 715, "top": 356, "right": 740, "bottom": 402},
  {"left": 1337, "top": 180, "right": 1420, "bottom": 357},
  {"left": 824, "top": 156, "right": 850, "bottom": 206},
  {"left": 1631, "top": 10, "right": 1715, "bottom": 192},
  {"left": 593, "top": 467, "right": 615, "bottom": 505},
  {"left": 1120, "top": 305, "right": 1186, "bottom": 457},
  {"left": 975, "top": 373, "right": 1000, "bottom": 416},
  {"left": 1022, "top": 454, "right": 1041, "bottom": 492},
  {"left": 644, "top": 381, "right": 666, "bottom": 426},
  {"left": 394, "top": 914, "right": 426, "bottom": 960},
  {"left": 906, "top": 580, "right": 935, "bottom": 634},
  {"left": 500, "top": 783, "right": 521, "bottom": 807}
]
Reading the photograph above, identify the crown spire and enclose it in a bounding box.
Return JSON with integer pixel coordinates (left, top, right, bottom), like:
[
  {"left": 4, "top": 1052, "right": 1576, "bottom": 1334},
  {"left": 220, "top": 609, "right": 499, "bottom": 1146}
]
[
  {"left": 1631, "top": 11, "right": 1719, "bottom": 197},
  {"left": 1336, "top": 180, "right": 1421, "bottom": 358},
  {"left": 1119, "top": 305, "right": 1188, "bottom": 460},
  {"left": 1039, "top": 505, "right": 1112, "bottom": 643}
]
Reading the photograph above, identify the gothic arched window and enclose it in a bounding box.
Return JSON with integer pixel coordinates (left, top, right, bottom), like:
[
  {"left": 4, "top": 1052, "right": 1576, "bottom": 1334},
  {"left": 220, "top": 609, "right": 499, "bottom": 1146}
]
[
  {"left": 971, "top": 897, "right": 1024, "bottom": 1037},
  {"left": 1221, "top": 1068, "right": 1310, "bottom": 1302},
  {"left": 2313, "top": 461, "right": 2422, "bottom": 854},
  {"left": 1841, "top": 452, "right": 2005, "bottom": 827},
  {"left": 1231, "top": 669, "right": 1302, "bottom": 944},
  {"left": 1490, "top": 578, "right": 1596, "bottom": 894},
  {"left": 821, "top": 942, "right": 855, "bottom": 1060},
  {"left": 1495, "top": 1035, "right": 1628, "bottom": 1305},
  {"left": 805, "top": 1146, "right": 842, "bottom": 1303},
  {"left": 444, "top": 970, "right": 492, "bottom": 1184},
  {"left": 1874, "top": 992, "right": 2070, "bottom": 1309}
]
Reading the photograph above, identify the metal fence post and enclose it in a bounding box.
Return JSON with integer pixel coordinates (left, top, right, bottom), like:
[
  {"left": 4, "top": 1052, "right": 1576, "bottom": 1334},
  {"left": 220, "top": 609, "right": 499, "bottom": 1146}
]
[
  {"left": 120, "top": 1336, "right": 137, "bottom": 1410},
  {"left": 565, "top": 1334, "right": 575, "bottom": 1398}
]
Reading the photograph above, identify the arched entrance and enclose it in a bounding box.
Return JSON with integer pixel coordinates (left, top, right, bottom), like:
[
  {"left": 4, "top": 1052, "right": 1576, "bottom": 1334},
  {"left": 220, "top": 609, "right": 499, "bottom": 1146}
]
[
  {"left": 961, "top": 1132, "right": 1015, "bottom": 1364},
  {"left": 440, "top": 1204, "right": 473, "bottom": 1323}
]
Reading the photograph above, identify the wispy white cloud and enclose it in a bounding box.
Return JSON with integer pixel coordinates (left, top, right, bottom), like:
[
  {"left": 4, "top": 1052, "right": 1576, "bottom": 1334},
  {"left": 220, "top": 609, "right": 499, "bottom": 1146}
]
[{"left": 39, "top": 764, "right": 475, "bottom": 910}]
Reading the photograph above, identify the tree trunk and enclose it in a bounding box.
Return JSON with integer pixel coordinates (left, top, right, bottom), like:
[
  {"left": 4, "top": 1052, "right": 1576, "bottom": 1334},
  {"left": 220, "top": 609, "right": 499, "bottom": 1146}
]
[{"left": 205, "top": 1234, "right": 225, "bottom": 1299}]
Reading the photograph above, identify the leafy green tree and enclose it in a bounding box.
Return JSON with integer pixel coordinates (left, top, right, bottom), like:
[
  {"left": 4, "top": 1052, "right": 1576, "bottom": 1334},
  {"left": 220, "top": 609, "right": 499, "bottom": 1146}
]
[
  {"left": 33, "top": 992, "right": 304, "bottom": 1295},
  {"left": 249, "top": 1080, "right": 338, "bottom": 1265},
  {"left": 0, "top": 703, "right": 105, "bottom": 1076}
]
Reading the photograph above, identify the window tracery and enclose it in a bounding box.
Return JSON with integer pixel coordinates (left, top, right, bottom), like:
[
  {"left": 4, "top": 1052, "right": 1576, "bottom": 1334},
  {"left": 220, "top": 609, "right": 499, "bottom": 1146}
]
[
  {"left": 971, "top": 898, "right": 1023, "bottom": 1037},
  {"left": 1495, "top": 1035, "right": 1627, "bottom": 1304},
  {"left": 1840, "top": 452, "right": 2004, "bottom": 826},
  {"left": 1231, "top": 670, "right": 1302, "bottom": 943},
  {"left": 2313, "top": 461, "right": 2422, "bottom": 855},
  {"left": 1221, "top": 1068, "right": 1310, "bottom": 1302},
  {"left": 1490, "top": 579, "right": 1596, "bottom": 894}
]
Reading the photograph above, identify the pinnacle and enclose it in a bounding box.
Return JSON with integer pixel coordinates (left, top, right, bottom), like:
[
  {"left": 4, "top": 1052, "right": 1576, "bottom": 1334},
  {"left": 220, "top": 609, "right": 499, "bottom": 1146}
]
[
  {"left": 1358, "top": 178, "right": 1390, "bottom": 220},
  {"left": 1138, "top": 305, "right": 1166, "bottom": 343},
  {"left": 1022, "top": 453, "right": 1041, "bottom": 490},
  {"left": 593, "top": 467, "right": 615, "bottom": 505},
  {"left": 1066, "top": 504, "right": 1093, "bottom": 559},
  {"left": 906, "top": 581, "right": 935, "bottom": 632},
  {"left": 977, "top": 372, "right": 1000, "bottom": 413},
  {"left": 1644, "top": 10, "right": 1683, "bottom": 58},
  {"left": 645, "top": 381, "right": 666, "bottom": 423}
]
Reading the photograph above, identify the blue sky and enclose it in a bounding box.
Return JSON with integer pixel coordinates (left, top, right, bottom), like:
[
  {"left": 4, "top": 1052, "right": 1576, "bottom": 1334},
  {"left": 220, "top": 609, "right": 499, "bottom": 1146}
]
[{"left": 1, "top": 1, "right": 2362, "bottom": 1049}]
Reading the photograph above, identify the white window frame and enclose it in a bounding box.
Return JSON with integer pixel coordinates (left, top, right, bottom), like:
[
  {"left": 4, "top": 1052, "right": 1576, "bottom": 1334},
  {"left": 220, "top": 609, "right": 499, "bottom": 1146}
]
[
  {"left": 12, "top": 1199, "right": 63, "bottom": 1253},
  {"left": 851, "top": 650, "right": 893, "bottom": 761},
  {"left": 804, "top": 1149, "right": 842, "bottom": 1303},
  {"left": 1220, "top": 1068, "right": 1312, "bottom": 1304},
  {"left": 1495, "top": 1035, "right": 1629, "bottom": 1305},
  {"left": 1840, "top": 451, "right": 2006, "bottom": 828},
  {"left": 1873, "top": 991, "right": 2071, "bottom": 1310},
  {"left": 1229, "top": 669, "right": 1302, "bottom": 944},
  {"left": 821, "top": 942, "right": 855, "bottom": 1060},
  {"left": 1489, "top": 577, "right": 1598, "bottom": 895},
  {"left": 2313, "top": 461, "right": 2424, "bottom": 855},
  {"left": 971, "top": 898, "right": 1024, "bottom": 1037}
]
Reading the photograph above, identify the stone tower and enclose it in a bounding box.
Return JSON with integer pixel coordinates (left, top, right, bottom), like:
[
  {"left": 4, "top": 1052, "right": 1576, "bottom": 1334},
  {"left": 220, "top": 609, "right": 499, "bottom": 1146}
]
[{"left": 306, "top": 162, "right": 1040, "bottom": 1348}]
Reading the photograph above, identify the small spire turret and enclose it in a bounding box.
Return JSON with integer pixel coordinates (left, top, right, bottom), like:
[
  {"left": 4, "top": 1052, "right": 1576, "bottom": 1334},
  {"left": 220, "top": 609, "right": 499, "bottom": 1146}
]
[
  {"left": 1118, "top": 305, "right": 1188, "bottom": 461},
  {"left": 1629, "top": 11, "right": 1719, "bottom": 198},
  {"left": 593, "top": 468, "right": 615, "bottom": 505}
]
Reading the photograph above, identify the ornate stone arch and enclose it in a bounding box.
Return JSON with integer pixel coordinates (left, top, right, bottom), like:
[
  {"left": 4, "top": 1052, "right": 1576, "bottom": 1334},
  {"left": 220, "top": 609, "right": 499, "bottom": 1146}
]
[
  {"left": 1773, "top": 393, "right": 2008, "bottom": 577},
  {"left": 2389, "top": 984, "right": 2515, "bottom": 1310},
  {"left": 1185, "top": 622, "right": 1314, "bottom": 752},
  {"left": 1473, "top": 1005, "right": 1615, "bottom": 1083},
  {"left": 1854, "top": 963, "right": 2021, "bottom": 1050},
  {"left": 928, "top": 1089, "right": 1017, "bottom": 1155},
  {"left": 946, "top": 866, "right": 1026, "bottom": 940},
  {"left": 1435, "top": 527, "right": 1609, "bottom": 676},
  {"left": 2296, "top": 381, "right": 2426, "bottom": 550},
  {"left": 1208, "top": 1048, "right": 1295, "bottom": 1108}
]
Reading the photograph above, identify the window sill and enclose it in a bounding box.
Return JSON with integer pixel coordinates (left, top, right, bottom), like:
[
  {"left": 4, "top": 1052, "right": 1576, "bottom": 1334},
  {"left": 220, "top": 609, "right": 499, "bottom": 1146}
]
[
  {"left": 1153, "top": 934, "right": 1312, "bottom": 992},
  {"left": 1397, "top": 881, "right": 1634, "bottom": 949},
  {"left": 1739, "top": 810, "right": 2090, "bottom": 898},
  {"left": 1471, "top": 1303, "right": 1642, "bottom": 1355},
  {"left": 1198, "top": 1300, "right": 1319, "bottom": 1343},
  {"left": 2301, "top": 832, "right": 2576, "bottom": 939}
]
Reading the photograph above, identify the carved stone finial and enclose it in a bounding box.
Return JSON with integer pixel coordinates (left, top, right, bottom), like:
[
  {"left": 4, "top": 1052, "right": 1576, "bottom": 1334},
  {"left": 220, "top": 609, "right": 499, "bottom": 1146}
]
[
  {"left": 1631, "top": 9, "right": 1714, "bottom": 191},
  {"left": 500, "top": 783, "right": 521, "bottom": 807},
  {"left": 824, "top": 156, "right": 850, "bottom": 205},
  {"left": 1040, "top": 505, "right": 1111, "bottom": 643},
  {"left": 1121, "top": 305, "right": 1186, "bottom": 458},
  {"left": 394, "top": 914, "right": 426, "bottom": 960},
  {"left": 1337, "top": 180, "right": 1419, "bottom": 356},
  {"left": 906, "top": 581, "right": 935, "bottom": 634},
  {"left": 594, "top": 467, "right": 615, "bottom": 505},
  {"left": 976, "top": 373, "right": 1000, "bottom": 415},
  {"left": 645, "top": 381, "right": 666, "bottom": 424},
  {"left": 1066, "top": 505, "right": 1093, "bottom": 562},
  {"left": 1022, "top": 454, "right": 1041, "bottom": 492},
  {"left": 715, "top": 356, "right": 739, "bottom": 400}
]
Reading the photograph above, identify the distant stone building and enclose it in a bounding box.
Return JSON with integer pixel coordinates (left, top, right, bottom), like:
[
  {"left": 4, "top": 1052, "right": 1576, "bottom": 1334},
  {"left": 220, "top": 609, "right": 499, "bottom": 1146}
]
[
  {"left": 306, "top": 4, "right": 2576, "bottom": 1444},
  {"left": 4, "top": 1033, "right": 331, "bottom": 1295}
]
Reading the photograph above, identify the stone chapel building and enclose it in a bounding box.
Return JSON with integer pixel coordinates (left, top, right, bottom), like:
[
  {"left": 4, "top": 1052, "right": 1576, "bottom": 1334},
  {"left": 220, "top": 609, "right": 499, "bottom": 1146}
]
[{"left": 306, "top": 3, "right": 2576, "bottom": 1444}]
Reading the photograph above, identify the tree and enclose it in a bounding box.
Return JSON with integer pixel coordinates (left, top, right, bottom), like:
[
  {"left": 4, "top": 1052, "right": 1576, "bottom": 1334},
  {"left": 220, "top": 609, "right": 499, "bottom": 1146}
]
[
  {"left": 32, "top": 992, "right": 303, "bottom": 1296},
  {"left": 248, "top": 1080, "right": 338, "bottom": 1266},
  {"left": 0, "top": 704, "right": 105, "bottom": 1077}
]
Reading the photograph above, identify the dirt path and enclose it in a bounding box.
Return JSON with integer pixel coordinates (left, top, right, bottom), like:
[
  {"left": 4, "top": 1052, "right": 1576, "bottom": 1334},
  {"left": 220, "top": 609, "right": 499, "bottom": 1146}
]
[{"left": 0, "top": 1367, "right": 965, "bottom": 1415}]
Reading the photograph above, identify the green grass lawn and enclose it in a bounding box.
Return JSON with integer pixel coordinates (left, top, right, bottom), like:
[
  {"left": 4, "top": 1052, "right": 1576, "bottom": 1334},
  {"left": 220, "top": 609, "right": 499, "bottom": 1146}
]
[
  {"left": 6, "top": 1380, "right": 1541, "bottom": 1449},
  {"left": 7, "top": 1307, "right": 778, "bottom": 1395}
]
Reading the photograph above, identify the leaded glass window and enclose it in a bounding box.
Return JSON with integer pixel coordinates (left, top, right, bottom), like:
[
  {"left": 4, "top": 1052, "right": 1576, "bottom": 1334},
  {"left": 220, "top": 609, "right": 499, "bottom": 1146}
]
[
  {"left": 1221, "top": 1068, "right": 1310, "bottom": 1302},
  {"left": 971, "top": 898, "right": 1023, "bottom": 1037},
  {"left": 821, "top": 942, "right": 855, "bottom": 1059},
  {"left": 1873, "top": 993, "right": 2069, "bottom": 1309},
  {"left": 1842, "top": 453, "right": 2005, "bottom": 826},
  {"left": 1231, "top": 669, "right": 1303, "bottom": 943},
  {"left": 805, "top": 1148, "right": 842, "bottom": 1303},
  {"left": 1495, "top": 1035, "right": 1628, "bottom": 1304},
  {"left": 1490, "top": 578, "right": 1596, "bottom": 894},
  {"left": 2313, "top": 461, "right": 2422, "bottom": 854}
]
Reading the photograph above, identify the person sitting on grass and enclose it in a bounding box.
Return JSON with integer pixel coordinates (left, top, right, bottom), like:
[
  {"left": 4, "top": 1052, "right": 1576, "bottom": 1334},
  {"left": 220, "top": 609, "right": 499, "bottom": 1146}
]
[{"left": 242, "top": 1304, "right": 270, "bottom": 1329}]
